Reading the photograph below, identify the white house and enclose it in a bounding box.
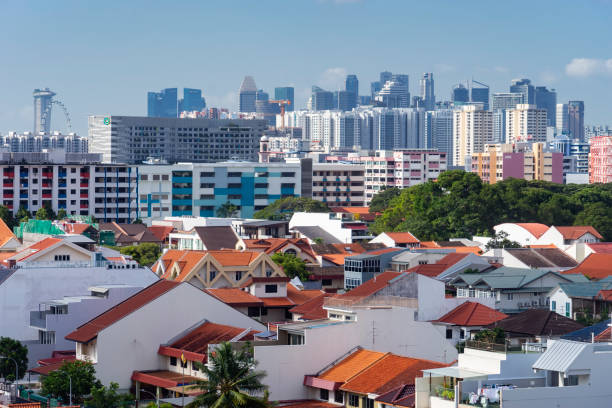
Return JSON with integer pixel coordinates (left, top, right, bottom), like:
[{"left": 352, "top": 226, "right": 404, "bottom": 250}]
[
  {"left": 483, "top": 247, "right": 577, "bottom": 271},
  {"left": 370, "top": 231, "right": 420, "bottom": 248},
  {"left": 289, "top": 212, "right": 354, "bottom": 244},
  {"left": 66, "top": 281, "right": 266, "bottom": 391},
  {"left": 536, "top": 226, "right": 603, "bottom": 247},
  {"left": 494, "top": 222, "right": 549, "bottom": 246}
]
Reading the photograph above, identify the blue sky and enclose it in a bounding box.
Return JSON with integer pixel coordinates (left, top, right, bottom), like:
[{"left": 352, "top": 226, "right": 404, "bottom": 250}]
[{"left": 1, "top": 0, "right": 611, "bottom": 136}]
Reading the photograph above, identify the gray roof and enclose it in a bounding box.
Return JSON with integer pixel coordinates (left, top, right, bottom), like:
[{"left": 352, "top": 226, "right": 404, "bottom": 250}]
[
  {"left": 557, "top": 281, "right": 612, "bottom": 298},
  {"left": 241, "top": 220, "right": 288, "bottom": 228},
  {"left": 452, "top": 267, "right": 575, "bottom": 290},
  {"left": 533, "top": 340, "right": 587, "bottom": 373},
  {"left": 193, "top": 226, "right": 239, "bottom": 250},
  {"left": 505, "top": 248, "right": 578, "bottom": 268},
  {"left": 291, "top": 226, "right": 341, "bottom": 244}
]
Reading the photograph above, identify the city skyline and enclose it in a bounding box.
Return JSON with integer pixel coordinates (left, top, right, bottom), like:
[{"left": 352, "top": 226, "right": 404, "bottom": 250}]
[{"left": 1, "top": 0, "right": 611, "bottom": 136}]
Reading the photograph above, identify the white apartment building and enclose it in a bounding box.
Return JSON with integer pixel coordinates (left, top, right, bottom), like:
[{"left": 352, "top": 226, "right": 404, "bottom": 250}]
[
  {"left": 505, "top": 104, "right": 548, "bottom": 144},
  {"left": 311, "top": 163, "right": 365, "bottom": 207},
  {"left": 453, "top": 105, "right": 493, "bottom": 168},
  {"left": 0, "top": 151, "right": 137, "bottom": 223},
  {"left": 1, "top": 131, "right": 88, "bottom": 153}
]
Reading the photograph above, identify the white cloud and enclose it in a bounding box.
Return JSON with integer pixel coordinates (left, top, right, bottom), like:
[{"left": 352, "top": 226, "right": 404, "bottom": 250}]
[
  {"left": 434, "top": 63, "right": 455, "bottom": 73},
  {"left": 565, "top": 58, "right": 612, "bottom": 77},
  {"left": 318, "top": 67, "right": 348, "bottom": 90}
]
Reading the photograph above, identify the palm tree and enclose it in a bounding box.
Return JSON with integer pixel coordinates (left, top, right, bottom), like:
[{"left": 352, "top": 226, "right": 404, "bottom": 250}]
[{"left": 187, "top": 342, "right": 269, "bottom": 408}]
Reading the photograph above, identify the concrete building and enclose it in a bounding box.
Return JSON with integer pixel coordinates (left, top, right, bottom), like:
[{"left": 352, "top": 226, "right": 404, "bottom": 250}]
[
  {"left": 589, "top": 135, "right": 612, "bottom": 183},
  {"left": 147, "top": 88, "right": 178, "bottom": 118},
  {"left": 89, "top": 116, "right": 265, "bottom": 164},
  {"left": 505, "top": 104, "right": 548, "bottom": 144},
  {"left": 274, "top": 87, "right": 294, "bottom": 111},
  {"left": 1, "top": 132, "right": 88, "bottom": 153},
  {"left": 137, "top": 161, "right": 304, "bottom": 221},
  {"left": 375, "top": 75, "right": 410, "bottom": 108},
  {"left": 312, "top": 163, "right": 365, "bottom": 207},
  {"left": 420, "top": 72, "right": 435, "bottom": 111},
  {"left": 453, "top": 105, "right": 493, "bottom": 168},
  {"left": 471, "top": 143, "right": 563, "bottom": 184},
  {"left": 239, "top": 76, "right": 257, "bottom": 113},
  {"left": 0, "top": 151, "right": 137, "bottom": 223},
  {"left": 535, "top": 86, "right": 557, "bottom": 127},
  {"left": 426, "top": 109, "right": 453, "bottom": 164}
]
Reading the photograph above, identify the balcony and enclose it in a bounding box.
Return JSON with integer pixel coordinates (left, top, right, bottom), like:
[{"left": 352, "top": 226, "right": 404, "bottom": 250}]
[
  {"left": 42, "top": 193, "right": 52, "bottom": 199},
  {"left": 80, "top": 193, "right": 88, "bottom": 198},
  {"left": 3, "top": 172, "right": 14, "bottom": 178},
  {"left": 80, "top": 204, "right": 89, "bottom": 209},
  {"left": 80, "top": 173, "right": 90, "bottom": 178},
  {"left": 42, "top": 172, "right": 53, "bottom": 178},
  {"left": 4, "top": 193, "right": 13, "bottom": 198},
  {"left": 80, "top": 183, "right": 89, "bottom": 188},
  {"left": 30, "top": 310, "right": 49, "bottom": 329},
  {"left": 3, "top": 183, "right": 12, "bottom": 188}
]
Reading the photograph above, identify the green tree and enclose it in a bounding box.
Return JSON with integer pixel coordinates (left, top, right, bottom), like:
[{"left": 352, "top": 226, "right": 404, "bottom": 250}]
[
  {"left": 132, "top": 218, "right": 143, "bottom": 224},
  {"left": 36, "top": 207, "right": 50, "bottom": 220},
  {"left": 87, "top": 382, "right": 133, "bottom": 408},
  {"left": 271, "top": 253, "right": 308, "bottom": 281},
  {"left": 188, "top": 342, "right": 268, "bottom": 408},
  {"left": 0, "top": 205, "right": 17, "bottom": 229},
  {"left": 369, "top": 187, "right": 401, "bottom": 213},
  {"left": 484, "top": 231, "right": 522, "bottom": 250},
  {"left": 0, "top": 337, "right": 28, "bottom": 381},
  {"left": 57, "top": 209, "right": 68, "bottom": 220},
  {"left": 216, "top": 202, "right": 239, "bottom": 218},
  {"left": 42, "top": 360, "right": 100, "bottom": 403},
  {"left": 474, "top": 328, "right": 505, "bottom": 344},
  {"left": 253, "top": 197, "right": 329, "bottom": 220},
  {"left": 16, "top": 206, "right": 30, "bottom": 223},
  {"left": 118, "top": 243, "right": 161, "bottom": 267}
]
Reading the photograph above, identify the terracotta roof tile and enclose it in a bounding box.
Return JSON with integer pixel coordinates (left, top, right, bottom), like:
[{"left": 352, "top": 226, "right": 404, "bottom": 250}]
[
  {"left": 286, "top": 284, "right": 324, "bottom": 305},
  {"left": 278, "top": 401, "right": 339, "bottom": 408},
  {"left": 337, "top": 271, "right": 401, "bottom": 301},
  {"left": 375, "top": 384, "right": 416, "bottom": 408},
  {"left": 329, "top": 207, "right": 372, "bottom": 215},
  {"left": 159, "top": 250, "right": 207, "bottom": 281},
  {"left": 555, "top": 226, "right": 603, "bottom": 240},
  {"left": 487, "top": 309, "right": 584, "bottom": 336},
  {"left": 205, "top": 288, "right": 263, "bottom": 307},
  {"left": 261, "top": 297, "right": 295, "bottom": 307},
  {"left": 208, "top": 250, "right": 260, "bottom": 266},
  {"left": 515, "top": 223, "right": 549, "bottom": 239},
  {"left": 597, "top": 289, "right": 612, "bottom": 301},
  {"left": 562, "top": 253, "right": 612, "bottom": 280},
  {"left": 403, "top": 264, "right": 447, "bottom": 278},
  {"left": 0, "top": 218, "right": 17, "bottom": 248},
  {"left": 15, "top": 237, "right": 63, "bottom": 261},
  {"left": 148, "top": 225, "right": 174, "bottom": 242},
  {"left": 66, "top": 280, "right": 179, "bottom": 343},
  {"left": 434, "top": 301, "right": 507, "bottom": 326},
  {"left": 289, "top": 294, "right": 333, "bottom": 320},
  {"left": 385, "top": 232, "right": 420, "bottom": 244},
  {"left": 318, "top": 349, "right": 386, "bottom": 382},
  {"left": 242, "top": 238, "right": 317, "bottom": 260},
  {"left": 586, "top": 243, "right": 612, "bottom": 254}
]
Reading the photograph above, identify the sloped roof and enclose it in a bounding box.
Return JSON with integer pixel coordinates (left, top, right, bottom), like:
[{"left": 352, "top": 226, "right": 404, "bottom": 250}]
[
  {"left": 505, "top": 248, "right": 577, "bottom": 268},
  {"left": 65, "top": 223, "right": 96, "bottom": 235},
  {"left": 561, "top": 253, "right": 612, "bottom": 280},
  {"left": 287, "top": 284, "right": 324, "bottom": 305},
  {"left": 586, "top": 243, "right": 612, "bottom": 254},
  {"left": 159, "top": 250, "right": 207, "bottom": 281},
  {"left": 148, "top": 225, "right": 174, "bottom": 242},
  {"left": 375, "top": 384, "right": 416, "bottom": 408},
  {"left": 554, "top": 226, "right": 603, "bottom": 240},
  {"left": 515, "top": 223, "right": 549, "bottom": 239},
  {"left": 488, "top": 309, "right": 584, "bottom": 336},
  {"left": 0, "top": 218, "right": 17, "bottom": 248},
  {"left": 532, "top": 340, "right": 587, "bottom": 373},
  {"left": 336, "top": 271, "right": 402, "bottom": 301},
  {"left": 289, "top": 293, "right": 333, "bottom": 320},
  {"left": 561, "top": 319, "right": 611, "bottom": 342},
  {"left": 242, "top": 238, "right": 317, "bottom": 260},
  {"left": 66, "top": 280, "right": 180, "bottom": 343},
  {"left": 291, "top": 226, "right": 342, "bottom": 244},
  {"left": 12, "top": 237, "right": 63, "bottom": 261},
  {"left": 404, "top": 264, "right": 446, "bottom": 278},
  {"left": 556, "top": 281, "right": 612, "bottom": 298},
  {"left": 100, "top": 222, "right": 162, "bottom": 245},
  {"left": 330, "top": 207, "right": 371, "bottom": 215},
  {"left": 434, "top": 301, "right": 507, "bottom": 327},
  {"left": 194, "top": 226, "right": 239, "bottom": 250},
  {"left": 205, "top": 288, "right": 263, "bottom": 307},
  {"left": 452, "top": 267, "right": 572, "bottom": 290},
  {"left": 385, "top": 232, "right": 420, "bottom": 244},
  {"left": 318, "top": 349, "right": 386, "bottom": 382}
]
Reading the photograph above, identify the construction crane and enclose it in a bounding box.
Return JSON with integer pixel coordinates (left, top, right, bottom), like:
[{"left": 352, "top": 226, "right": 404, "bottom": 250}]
[{"left": 269, "top": 99, "right": 292, "bottom": 129}]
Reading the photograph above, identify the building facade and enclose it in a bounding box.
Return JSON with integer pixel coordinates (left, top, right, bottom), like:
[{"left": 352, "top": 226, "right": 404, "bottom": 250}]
[
  {"left": 312, "top": 163, "right": 365, "bottom": 207},
  {"left": 505, "top": 104, "right": 548, "bottom": 144},
  {"left": 274, "top": 87, "right": 295, "bottom": 111},
  {"left": 453, "top": 105, "right": 493, "bottom": 167},
  {"left": 147, "top": 88, "right": 178, "bottom": 118},
  {"left": 1, "top": 132, "right": 88, "bottom": 153},
  {"left": 589, "top": 135, "right": 612, "bottom": 183},
  {"left": 88, "top": 116, "right": 266, "bottom": 164},
  {"left": 239, "top": 76, "right": 257, "bottom": 113}
]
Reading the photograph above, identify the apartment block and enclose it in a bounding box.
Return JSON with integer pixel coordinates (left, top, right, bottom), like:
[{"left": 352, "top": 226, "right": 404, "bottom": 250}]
[
  {"left": 1, "top": 131, "right": 88, "bottom": 153},
  {"left": 589, "top": 135, "right": 612, "bottom": 184},
  {"left": 505, "top": 104, "right": 547, "bottom": 144},
  {"left": 471, "top": 143, "right": 563, "bottom": 184},
  {"left": 0, "top": 152, "right": 137, "bottom": 222},
  {"left": 137, "top": 161, "right": 304, "bottom": 222},
  {"left": 312, "top": 163, "right": 365, "bottom": 207},
  {"left": 453, "top": 105, "right": 493, "bottom": 168}
]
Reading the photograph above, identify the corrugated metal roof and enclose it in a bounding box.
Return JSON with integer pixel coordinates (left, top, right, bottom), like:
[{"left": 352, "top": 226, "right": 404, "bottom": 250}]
[
  {"left": 532, "top": 340, "right": 587, "bottom": 373},
  {"left": 558, "top": 281, "right": 612, "bottom": 298}
]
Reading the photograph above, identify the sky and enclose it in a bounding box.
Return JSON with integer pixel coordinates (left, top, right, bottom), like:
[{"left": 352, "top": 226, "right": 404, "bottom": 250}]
[{"left": 1, "top": 0, "right": 611, "bottom": 136}]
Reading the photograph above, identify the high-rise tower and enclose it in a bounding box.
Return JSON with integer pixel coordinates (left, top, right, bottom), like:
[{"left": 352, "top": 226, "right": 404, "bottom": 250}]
[
  {"left": 33, "top": 88, "right": 56, "bottom": 133},
  {"left": 420, "top": 73, "right": 435, "bottom": 111},
  {"left": 239, "top": 76, "right": 258, "bottom": 113}
]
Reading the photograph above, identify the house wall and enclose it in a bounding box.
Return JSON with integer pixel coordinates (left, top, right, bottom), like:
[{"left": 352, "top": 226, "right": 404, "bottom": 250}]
[
  {"left": 28, "top": 245, "right": 93, "bottom": 263},
  {"left": 549, "top": 287, "right": 572, "bottom": 318},
  {"left": 536, "top": 228, "right": 564, "bottom": 246},
  {"left": 289, "top": 212, "right": 353, "bottom": 244},
  {"left": 94, "top": 283, "right": 266, "bottom": 390},
  {"left": 494, "top": 224, "right": 540, "bottom": 246},
  {"left": 370, "top": 233, "right": 396, "bottom": 248}
]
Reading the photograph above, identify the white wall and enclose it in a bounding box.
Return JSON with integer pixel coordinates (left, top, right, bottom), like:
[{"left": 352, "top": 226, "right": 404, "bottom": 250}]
[
  {"left": 370, "top": 233, "right": 396, "bottom": 248},
  {"left": 494, "top": 223, "right": 540, "bottom": 246},
  {"left": 289, "top": 213, "right": 352, "bottom": 243},
  {"left": 549, "top": 287, "right": 572, "bottom": 317},
  {"left": 95, "top": 283, "right": 266, "bottom": 390}
]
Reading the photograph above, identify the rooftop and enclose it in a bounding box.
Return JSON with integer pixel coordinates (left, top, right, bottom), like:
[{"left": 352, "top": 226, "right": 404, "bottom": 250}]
[
  {"left": 504, "top": 248, "right": 578, "bottom": 268},
  {"left": 515, "top": 223, "right": 549, "bottom": 239},
  {"left": 433, "top": 301, "right": 507, "bottom": 327},
  {"left": 554, "top": 226, "right": 603, "bottom": 240},
  {"left": 488, "top": 309, "right": 584, "bottom": 337},
  {"left": 385, "top": 232, "right": 420, "bottom": 244},
  {"left": 193, "top": 226, "right": 239, "bottom": 250},
  {"left": 561, "top": 253, "right": 612, "bottom": 280}
]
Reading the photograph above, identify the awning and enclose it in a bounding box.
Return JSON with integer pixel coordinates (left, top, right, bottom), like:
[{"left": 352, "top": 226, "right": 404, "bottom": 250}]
[{"left": 422, "top": 367, "right": 490, "bottom": 380}]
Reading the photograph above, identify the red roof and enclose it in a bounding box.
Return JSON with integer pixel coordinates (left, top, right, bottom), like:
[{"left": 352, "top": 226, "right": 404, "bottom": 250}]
[
  {"left": 515, "top": 223, "right": 549, "bottom": 239},
  {"left": 66, "top": 280, "right": 179, "bottom": 343},
  {"left": 148, "top": 225, "right": 174, "bottom": 242},
  {"left": 587, "top": 243, "right": 612, "bottom": 254},
  {"left": 337, "top": 271, "right": 401, "bottom": 301},
  {"left": 555, "top": 226, "right": 603, "bottom": 240},
  {"left": 385, "top": 232, "right": 420, "bottom": 244},
  {"left": 403, "top": 264, "right": 446, "bottom": 278},
  {"left": 597, "top": 290, "right": 612, "bottom": 301},
  {"left": 15, "top": 237, "right": 63, "bottom": 261},
  {"left": 434, "top": 301, "right": 507, "bottom": 326},
  {"left": 205, "top": 288, "right": 263, "bottom": 307},
  {"left": 330, "top": 207, "right": 371, "bottom": 215},
  {"left": 289, "top": 294, "right": 333, "bottom": 320},
  {"left": 561, "top": 253, "right": 612, "bottom": 280},
  {"left": 367, "top": 247, "right": 404, "bottom": 256}
]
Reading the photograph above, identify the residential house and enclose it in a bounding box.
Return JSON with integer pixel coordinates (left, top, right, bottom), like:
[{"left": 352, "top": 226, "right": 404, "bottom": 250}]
[
  {"left": 494, "top": 222, "right": 549, "bottom": 246},
  {"left": 370, "top": 232, "right": 420, "bottom": 248},
  {"left": 536, "top": 226, "right": 603, "bottom": 247},
  {"left": 290, "top": 212, "right": 373, "bottom": 244},
  {"left": 169, "top": 226, "right": 240, "bottom": 250},
  {"left": 417, "top": 241, "right": 482, "bottom": 254},
  {"left": 547, "top": 279, "right": 612, "bottom": 319},
  {"left": 432, "top": 301, "right": 508, "bottom": 345},
  {"left": 234, "top": 219, "right": 290, "bottom": 239},
  {"left": 0, "top": 218, "right": 22, "bottom": 252},
  {"left": 564, "top": 242, "right": 612, "bottom": 263},
  {"left": 451, "top": 266, "right": 587, "bottom": 313},
  {"left": 237, "top": 238, "right": 318, "bottom": 265},
  {"left": 153, "top": 249, "right": 285, "bottom": 288},
  {"left": 303, "top": 348, "right": 447, "bottom": 408},
  {"left": 399, "top": 252, "right": 494, "bottom": 282},
  {"left": 388, "top": 251, "right": 448, "bottom": 272},
  {"left": 65, "top": 280, "right": 266, "bottom": 390},
  {"left": 560, "top": 253, "right": 612, "bottom": 280},
  {"left": 329, "top": 207, "right": 377, "bottom": 223},
  {"left": 344, "top": 248, "right": 408, "bottom": 289},
  {"left": 99, "top": 222, "right": 162, "bottom": 247},
  {"left": 483, "top": 247, "right": 578, "bottom": 271},
  {"left": 290, "top": 293, "right": 333, "bottom": 321},
  {"left": 147, "top": 225, "right": 174, "bottom": 246}
]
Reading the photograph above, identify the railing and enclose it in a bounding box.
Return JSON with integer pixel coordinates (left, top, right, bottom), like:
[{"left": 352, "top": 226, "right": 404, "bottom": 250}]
[
  {"left": 465, "top": 340, "right": 522, "bottom": 353},
  {"left": 29, "top": 310, "right": 50, "bottom": 328},
  {"left": 522, "top": 342, "right": 547, "bottom": 352}
]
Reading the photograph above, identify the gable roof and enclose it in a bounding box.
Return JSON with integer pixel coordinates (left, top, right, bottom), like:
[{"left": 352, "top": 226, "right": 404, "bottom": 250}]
[
  {"left": 452, "top": 267, "right": 574, "bottom": 290},
  {"left": 488, "top": 309, "right": 584, "bottom": 336},
  {"left": 556, "top": 281, "right": 612, "bottom": 299},
  {"left": 515, "top": 223, "right": 549, "bottom": 239},
  {"left": 385, "top": 232, "right": 420, "bottom": 245},
  {"left": 9, "top": 237, "right": 65, "bottom": 262},
  {"left": 63, "top": 223, "right": 97, "bottom": 235},
  {"left": 375, "top": 384, "right": 416, "bottom": 408},
  {"left": 100, "top": 222, "right": 162, "bottom": 245},
  {"left": 241, "top": 238, "right": 316, "bottom": 260},
  {"left": 317, "top": 349, "right": 386, "bottom": 383},
  {"left": 504, "top": 248, "right": 578, "bottom": 268},
  {"left": 561, "top": 319, "right": 611, "bottom": 342},
  {"left": 561, "top": 253, "right": 612, "bottom": 280},
  {"left": 158, "top": 250, "right": 207, "bottom": 280},
  {"left": 434, "top": 301, "right": 507, "bottom": 327},
  {"left": 404, "top": 264, "right": 447, "bottom": 278},
  {"left": 289, "top": 293, "right": 333, "bottom": 320},
  {"left": 554, "top": 226, "right": 603, "bottom": 240},
  {"left": 336, "top": 271, "right": 402, "bottom": 301},
  {"left": 66, "top": 280, "right": 180, "bottom": 343},
  {"left": 193, "top": 226, "right": 239, "bottom": 250},
  {"left": 291, "top": 226, "right": 342, "bottom": 244},
  {"left": 205, "top": 288, "right": 263, "bottom": 307},
  {"left": 585, "top": 243, "right": 612, "bottom": 254},
  {"left": 0, "top": 218, "right": 18, "bottom": 248},
  {"left": 148, "top": 225, "right": 174, "bottom": 242}
]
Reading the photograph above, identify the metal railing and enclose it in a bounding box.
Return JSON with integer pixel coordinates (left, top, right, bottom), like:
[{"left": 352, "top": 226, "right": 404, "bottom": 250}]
[{"left": 465, "top": 340, "right": 522, "bottom": 353}]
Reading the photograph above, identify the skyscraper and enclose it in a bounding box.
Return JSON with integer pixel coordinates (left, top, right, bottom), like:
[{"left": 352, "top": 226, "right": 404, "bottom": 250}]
[
  {"left": 491, "top": 92, "right": 524, "bottom": 143},
  {"left": 420, "top": 73, "right": 435, "bottom": 111},
  {"left": 239, "top": 76, "right": 257, "bottom": 113},
  {"left": 509, "top": 79, "right": 535, "bottom": 104},
  {"left": 375, "top": 74, "right": 409, "bottom": 108},
  {"left": 453, "top": 105, "right": 493, "bottom": 167},
  {"left": 470, "top": 80, "right": 489, "bottom": 110},
  {"left": 370, "top": 81, "right": 382, "bottom": 100},
  {"left": 451, "top": 84, "right": 469, "bottom": 104},
  {"left": 147, "top": 88, "right": 178, "bottom": 118},
  {"left": 274, "top": 87, "right": 295, "bottom": 111},
  {"left": 380, "top": 71, "right": 392, "bottom": 86},
  {"left": 568, "top": 101, "right": 585, "bottom": 141},
  {"left": 534, "top": 86, "right": 556, "bottom": 127},
  {"left": 556, "top": 103, "right": 569, "bottom": 136},
  {"left": 337, "top": 91, "right": 356, "bottom": 111},
  {"left": 33, "top": 88, "right": 56, "bottom": 133},
  {"left": 179, "top": 88, "right": 205, "bottom": 113},
  {"left": 505, "top": 104, "right": 547, "bottom": 144},
  {"left": 311, "top": 86, "right": 334, "bottom": 110},
  {"left": 345, "top": 74, "right": 359, "bottom": 105},
  {"left": 426, "top": 109, "right": 453, "bottom": 165}
]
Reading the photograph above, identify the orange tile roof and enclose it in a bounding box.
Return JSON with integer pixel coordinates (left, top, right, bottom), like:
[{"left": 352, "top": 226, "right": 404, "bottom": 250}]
[
  {"left": 0, "top": 218, "right": 17, "bottom": 248},
  {"left": 261, "top": 297, "right": 295, "bottom": 307},
  {"left": 597, "top": 289, "right": 612, "bottom": 302},
  {"left": 148, "top": 225, "right": 174, "bottom": 242},
  {"left": 159, "top": 250, "right": 207, "bottom": 281},
  {"left": 562, "top": 253, "right": 612, "bottom": 280},
  {"left": 205, "top": 288, "right": 263, "bottom": 307},
  {"left": 385, "top": 232, "right": 420, "bottom": 244},
  {"left": 321, "top": 254, "right": 350, "bottom": 265},
  {"left": 403, "top": 264, "right": 446, "bottom": 278},
  {"left": 289, "top": 294, "right": 332, "bottom": 320},
  {"left": 527, "top": 244, "right": 558, "bottom": 249},
  {"left": 208, "top": 250, "right": 260, "bottom": 266},
  {"left": 418, "top": 241, "right": 439, "bottom": 248},
  {"left": 64, "top": 223, "right": 94, "bottom": 235},
  {"left": 515, "top": 223, "right": 549, "bottom": 239},
  {"left": 330, "top": 206, "right": 371, "bottom": 215},
  {"left": 555, "top": 226, "right": 603, "bottom": 240},
  {"left": 434, "top": 301, "right": 507, "bottom": 326},
  {"left": 337, "top": 271, "right": 402, "bottom": 301},
  {"left": 287, "top": 283, "right": 324, "bottom": 305},
  {"left": 278, "top": 401, "right": 339, "bottom": 408},
  {"left": 587, "top": 243, "right": 612, "bottom": 254},
  {"left": 340, "top": 354, "right": 447, "bottom": 395},
  {"left": 242, "top": 238, "right": 317, "bottom": 260},
  {"left": 15, "top": 237, "right": 63, "bottom": 261},
  {"left": 318, "top": 349, "right": 386, "bottom": 382}
]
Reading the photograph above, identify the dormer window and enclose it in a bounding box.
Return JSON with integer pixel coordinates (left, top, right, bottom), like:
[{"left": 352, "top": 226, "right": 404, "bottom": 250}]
[{"left": 265, "top": 284, "right": 278, "bottom": 293}]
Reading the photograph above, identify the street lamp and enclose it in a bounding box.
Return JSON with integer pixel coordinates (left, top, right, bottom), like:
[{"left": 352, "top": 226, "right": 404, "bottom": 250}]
[
  {"left": 138, "top": 389, "right": 159, "bottom": 408},
  {"left": 0, "top": 357, "right": 18, "bottom": 398}
]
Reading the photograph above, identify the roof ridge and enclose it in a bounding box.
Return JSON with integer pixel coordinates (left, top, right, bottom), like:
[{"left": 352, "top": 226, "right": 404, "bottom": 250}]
[{"left": 343, "top": 352, "right": 389, "bottom": 383}]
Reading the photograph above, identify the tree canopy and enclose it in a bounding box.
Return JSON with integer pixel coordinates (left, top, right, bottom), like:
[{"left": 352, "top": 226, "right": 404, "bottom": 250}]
[
  {"left": 0, "top": 206, "right": 17, "bottom": 229},
  {"left": 116, "top": 243, "right": 161, "bottom": 267},
  {"left": 42, "top": 360, "right": 101, "bottom": 403},
  {"left": 0, "top": 337, "right": 28, "bottom": 381},
  {"left": 216, "top": 202, "right": 239, "bottom": 218},
  {"left": 368, "top": 187, "right": 401, "bottom": 213},
  {"left": 87, "top": 382, "right": 133, "bottom": 408},
  {"left": 271, "top": 252, "right": 308, "bottom": 281},
  {"left": 254, "top": 196, "right": 329, "bottom": 220},
  {"left": 370, "top": 170, "right": 612, "bottom": 241}
]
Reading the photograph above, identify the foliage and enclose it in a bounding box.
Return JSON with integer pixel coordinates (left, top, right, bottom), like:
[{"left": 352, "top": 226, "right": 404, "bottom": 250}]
[
  {"left": 370, "top": 170, "right": 612, "bottom": 241},
  {"left": 313, "top": 237, "right": 324, "bottom": 245},
  {"left": 35, "top": 207, "right": 50, "bottom": 220},
  {"left": 117, "top": 243, "right": 161, "bottom": 267},
  {"left": 0, "top": 206, "right": 17, "bottom": 229},
  {"left": 145, "top": 403, "right": 173, "bottom": 408},
  {"left": 484, "top": 231, "right": 522, "bottom": 250},
  {"left": 462, "top": 268, "right": 481, "bottom": 274},
  {"left": 57, "top": 209, "right": 68, "bottom": 220},
  {"left": 87, "top": 382, "right": 133, "bottom": 408},
  {"left": 474, "top": 328, "right": 506, "bottom": 344},
  {"left": 42, "top": 360, "right": 101, "bottom": 403},
  {"left": 271, "top": 252, "right": 308, "bottom": 281},
  {"left": 16, "top": 206, "right": 30, "bottom": 223},
  {"left": 368, "top": 187, "right": 401, "bottom": 213},
  {"left": 0, "top": 337, "right": 28, "bottom": 381},
  {"left": 188, "top": 342, "right": 268, "bottom": 408},
  {"left": 216, "top": 202, "right": 239, "bottom": 218},
  {"left": 254, "top": 197, "right": 329, "bottom": 220},
  {"left": 131, "top": 218, "right": 143, "bottom": 224}
]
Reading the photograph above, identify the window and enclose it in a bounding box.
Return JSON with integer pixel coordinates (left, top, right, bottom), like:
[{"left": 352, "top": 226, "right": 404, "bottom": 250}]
[
  {"left": 334, "top": 391, "right": 343, "bottom": 404},
  {"left": 281, "top": 172, "right": 295, "bottom": 177},
  {"left": 348, "top": 394, "right": 359, "bottom": 407},
  {"left": 247, "top": 307, "right": 260, "bottom": 317},
  {"left": 235, "top": 271, "right": 242, "bottom": 281},
  {"left": 170, "top": 357, "right": 177, "bottom": 366},
  {"left": 39, "top": 330, "right": 56, "bottom": 345},
  {"left": 460, "top": 329, "right": 465, "bottom": 340},
  {"left": 551, "top": 300, "right": 556, "bottom": 311},
  {"left": 192, "top": 362, "right": 199, "bottom": 372},
  {"left": 506, "top": 293, "right": 513, "bottom": 300},
  {"left": 319, "top": 389, "right": 329, "bottom": 401},
  {"left": 54, "top": 255, "right": 70, "bottom": 262},
  {"left": 162, "top": 175, "right": 169, "bottom": 181},
  {"left": 322, "top": 279, "right": 332, "bottom": 286},
  {"left": 566, "top": 302, "right": 570, "bottom": 317},
  {"left": 446, "top": 328, "right": 453, "bottom": 339},
  {"left": 364, "top": 398, "right": 374, "bottom": 408},
  {"left": 140, "top": 175, "right": 148, "bottom": 180},
  {"left": 200, "top": 172, "right": 215, "bottom": 177},
  {"left": 228, "top": 172, "right": 242, "bottom": 177},
  {"left": 209, "top": 270, "right": 216, "bottom": 281},
  {"left": 265, "top": 284, "right": 278, "bottom": 293}
]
